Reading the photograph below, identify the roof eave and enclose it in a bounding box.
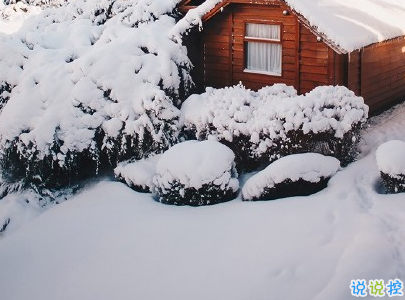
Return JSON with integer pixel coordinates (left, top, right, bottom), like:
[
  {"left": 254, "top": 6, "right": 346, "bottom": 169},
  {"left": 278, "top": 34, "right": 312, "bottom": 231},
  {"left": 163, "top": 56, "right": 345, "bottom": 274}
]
[{"left": 178, "top": 0, "right": 349, "bottom": 54}]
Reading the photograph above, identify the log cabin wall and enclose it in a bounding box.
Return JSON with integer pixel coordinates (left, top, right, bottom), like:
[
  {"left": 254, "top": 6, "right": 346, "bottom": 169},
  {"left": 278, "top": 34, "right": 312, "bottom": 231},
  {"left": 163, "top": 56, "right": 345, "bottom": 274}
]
[
  {"left": 298, "top": 25, "right": 332, "bottom": 94},
  {"left": 230, "top": 3, "right": 299, "bottom": 90},
  {"left": 203, "top": 12, "right": 232, "bottom": 88},
  {"left": 195, "top": 1, "right": 405, "bottom": 113},
  {"left": 201, "top": 2, "right": 342, "bottom": 94},
  {"left": 347, "top": 50, "right": 361, "bottom": 96},
  {"left": 360, "top": 37, "right": 405, "bottom": 112}
]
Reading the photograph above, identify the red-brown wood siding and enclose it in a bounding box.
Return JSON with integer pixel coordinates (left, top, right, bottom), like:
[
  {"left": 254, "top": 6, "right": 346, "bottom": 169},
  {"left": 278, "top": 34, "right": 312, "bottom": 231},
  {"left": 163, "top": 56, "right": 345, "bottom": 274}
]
[
  {"left": 230, "top": 3, "right": 299, "bottom": 90},
  {"left": 196, "top": 1, "right": 405, "bottom": 112},
  {"left": 361, "top": 37, "right": 405, "bottom": 112},
  {"left": 203, "top": 11, "right": 232, "bottom": 88},
  {"left": 298, "top": 25, "right": 333, "bottom": 94},
  {"left": 201, "top": 2, "right": 342, "bottom": 93},
  {"left": 347, "top": 50, "right": 361, "bottom": 96}
]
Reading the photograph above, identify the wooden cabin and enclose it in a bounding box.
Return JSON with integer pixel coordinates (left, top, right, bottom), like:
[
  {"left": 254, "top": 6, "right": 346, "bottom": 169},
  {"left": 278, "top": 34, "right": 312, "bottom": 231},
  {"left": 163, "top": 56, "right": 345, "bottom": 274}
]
[{"left": 178, "top": 0, "right": 405, "bottom": 113}]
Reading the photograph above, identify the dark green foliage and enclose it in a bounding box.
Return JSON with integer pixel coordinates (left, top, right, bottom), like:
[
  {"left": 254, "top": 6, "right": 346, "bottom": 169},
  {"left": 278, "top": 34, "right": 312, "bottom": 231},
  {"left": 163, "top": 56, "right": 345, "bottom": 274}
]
[
  {"left": 380, "top": 172, "right": 405, "bottom": 193},
  {"left": 153, "top": 180, "right": 238, "bottom": 206},
  {"left": 0, "top": 138, "right": 100, "bottom": 189},
  {"left": 0, "top": 218, "right": 10, "bottom": 234},
  {"left": 0, "top": 82, "right": 12, "bottom": 113},
  {"left": 185, "top": 123, "right": 363, "bottom": 172},
  {"left": 243, "top": 177, "right": 330, "bottom": 201},
  {"left": 0, "top": 120, "right": 177, "bottom": 190}
]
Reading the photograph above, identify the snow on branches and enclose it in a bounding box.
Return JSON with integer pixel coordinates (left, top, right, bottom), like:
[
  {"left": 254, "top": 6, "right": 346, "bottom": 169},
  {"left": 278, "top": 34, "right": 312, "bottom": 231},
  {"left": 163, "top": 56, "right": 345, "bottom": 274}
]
[
  {"left": 0, "top": 0, "right": 192, "bottom": 188},
  {"left": 181, "top": 84, "right": 368, "bottom": 170}
]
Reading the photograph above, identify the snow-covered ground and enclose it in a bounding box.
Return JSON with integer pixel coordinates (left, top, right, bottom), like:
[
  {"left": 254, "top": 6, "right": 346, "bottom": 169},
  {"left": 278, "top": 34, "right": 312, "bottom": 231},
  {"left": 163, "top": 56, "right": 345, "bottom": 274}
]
[
  {"left": 1, "top": 1, "right": 405, "bottom": 299},
  {"left": 1, "top": 102, "right": 405, "bottom": 300}
]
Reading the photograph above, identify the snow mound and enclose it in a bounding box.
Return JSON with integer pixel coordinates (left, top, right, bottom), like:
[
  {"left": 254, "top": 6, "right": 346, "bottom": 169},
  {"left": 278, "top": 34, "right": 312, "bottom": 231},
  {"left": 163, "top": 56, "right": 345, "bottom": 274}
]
[
  {"left": 182, "top": 84, "right": 368, "bottom": 169},
  {"left": 242, "top": 153, "right": 340, "bottom": 201},
  {"left": 153, "top": 140, "right": 239, "bottom": 206},
  {"left": 114, "top": 154, "right": 161, "bottom": 193},
  {"left": 376, "top": 140, "right": 405, "bottom": 176},
  {"left": 0, "top": 0, "right": 192, "bottom": 188},
  {"left": 376, "top": 140, "right": 405, "bottom": 193}
]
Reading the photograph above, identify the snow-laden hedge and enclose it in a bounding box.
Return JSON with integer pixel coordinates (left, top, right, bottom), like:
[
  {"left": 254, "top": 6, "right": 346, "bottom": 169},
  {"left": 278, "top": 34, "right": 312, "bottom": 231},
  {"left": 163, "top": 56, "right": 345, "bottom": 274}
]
[
  {"left": 153, "top": 141, "right": 239, "bottom": 206},
  {"left": 0, "top": 0, "right": 193, "bottom": 188},
  {"left": 114, "top": 154, "right": 161, "bottom": 193},
  {"left": 182, "top": 84, "right": 368, "bottom": 170},
  {"left": 242, "top": 153, "right": 340, "bottom": 201},
  {"left": 376, "top": 140, "right": 405, "bottom": 193}
]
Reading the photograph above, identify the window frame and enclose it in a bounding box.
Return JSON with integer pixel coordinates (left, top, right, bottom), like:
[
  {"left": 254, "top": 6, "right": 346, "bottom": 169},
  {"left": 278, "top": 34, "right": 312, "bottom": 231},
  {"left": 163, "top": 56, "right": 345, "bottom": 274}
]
[{"left": 243, "top": 20, "right": 283, "bottom": 77}]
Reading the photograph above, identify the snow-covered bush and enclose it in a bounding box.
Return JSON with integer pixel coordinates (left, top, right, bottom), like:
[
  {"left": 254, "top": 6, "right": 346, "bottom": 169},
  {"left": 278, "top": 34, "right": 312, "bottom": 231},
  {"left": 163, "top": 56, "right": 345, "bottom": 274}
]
[
  {"left": 376, "top": 140, "right": 405, "bottom": 193},
  {"left": 0, "top": 0, "right": 193, "bottom": 189},
  {"left": 182, "top": 84, "right": 368, "bottom": 170},
  {"left": 114, "top": 154, "right": 161, "bottom": 193},
  {"left": 242, "top": 153, "right": 340, "bottom": 201},
  {"left": 152, "top": 140, "right": 239, "bottom": 206}
]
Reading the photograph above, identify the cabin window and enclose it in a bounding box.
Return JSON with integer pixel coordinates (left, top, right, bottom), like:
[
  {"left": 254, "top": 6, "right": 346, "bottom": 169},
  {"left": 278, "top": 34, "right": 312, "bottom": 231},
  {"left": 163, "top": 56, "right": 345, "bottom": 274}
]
[{"left": 244, "top": 23, "right": 282, "bottom": 76}]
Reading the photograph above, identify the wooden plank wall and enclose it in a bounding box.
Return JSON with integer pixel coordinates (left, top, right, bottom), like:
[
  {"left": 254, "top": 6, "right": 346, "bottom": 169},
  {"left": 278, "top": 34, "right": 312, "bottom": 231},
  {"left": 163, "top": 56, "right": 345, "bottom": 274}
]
[
  {"left": 203, "top": 12, "right": 232, "bottom": 88},
  {"left": 201, "top": 2, "right": 344, "bottom": 94},
  {"left": 361, "top": 37, "right": 405, "bottom": 111},
  {"left": 347, "top": 50, "right": 361, "bottom": 96},
  {"left": 298, "top": 25, "right": 331, "bottom": 94},
  {"left": 231, "top": 3, "right": 298, "bottom": 90}
]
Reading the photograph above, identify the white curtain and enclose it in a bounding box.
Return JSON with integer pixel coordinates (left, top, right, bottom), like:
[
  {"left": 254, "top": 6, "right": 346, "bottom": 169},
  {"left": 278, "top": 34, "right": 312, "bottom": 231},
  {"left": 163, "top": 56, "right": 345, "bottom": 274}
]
[
  {"left": 246, "top": 23, "right": 280, "bottom": 40},
  {"left": 245, "top": 24, "right": 282, "bottom": 75},
  {"left": 246, "top": 42, "right": 281, "bottom": 74}
]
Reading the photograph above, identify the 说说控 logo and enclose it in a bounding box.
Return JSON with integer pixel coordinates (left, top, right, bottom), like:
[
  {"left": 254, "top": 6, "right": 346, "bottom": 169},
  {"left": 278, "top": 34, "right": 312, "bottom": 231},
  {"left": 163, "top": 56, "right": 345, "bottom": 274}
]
[{"left": 350, "top": 279, "right": 404, "bottom": 297}]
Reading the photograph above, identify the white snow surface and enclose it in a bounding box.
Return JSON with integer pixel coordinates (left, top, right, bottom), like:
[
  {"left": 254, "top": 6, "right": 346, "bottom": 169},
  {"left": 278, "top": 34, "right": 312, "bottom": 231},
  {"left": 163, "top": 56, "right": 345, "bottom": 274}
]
[
  {"left": 2, "top": 102, "right": 405, "bottom": 299},
  {"left": 242, "top": 153, "right": 340, "bottom": 200},
  {"left": 0, "top": 2, "right": 41, "bottom": 34},
  {"left": 153, "top": 140, "right": 239, "bottom": 191},
  {"left": 176, "top": 0, "right": 405, "bottom": 53},
  {"left": 114, "top": 154, "right": 161, "bottom": 191},
  {"left": 284, "top": 0, "right": 405, "bottom": 52},
  {"left": 376, "top": 140, "right": 405, "bottom": 176}
]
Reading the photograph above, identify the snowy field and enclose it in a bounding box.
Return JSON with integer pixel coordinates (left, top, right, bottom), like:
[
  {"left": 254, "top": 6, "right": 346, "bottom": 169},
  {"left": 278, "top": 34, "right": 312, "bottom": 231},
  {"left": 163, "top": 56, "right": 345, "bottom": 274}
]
[
  {"left": 1, "top": 1, "right": 405, "bottom": 299},
  {"left": 1, "top": 102, "right": 405, "bottom": 300}
]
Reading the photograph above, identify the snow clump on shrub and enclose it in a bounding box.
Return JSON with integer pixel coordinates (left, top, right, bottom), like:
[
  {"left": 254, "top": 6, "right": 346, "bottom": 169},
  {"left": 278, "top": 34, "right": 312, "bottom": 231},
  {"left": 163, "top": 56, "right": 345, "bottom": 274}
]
[
  {"left": 182, "top": 84, "right": 368, "bottom": 170},
  {"left": 376, "top": 140, "right": 405, "bottom": 193},
  {"left": 0, "top": 0, "right": 192, "bottom": 189},
  {"left": 242, "top": 153, "right": 340, "bottom": 201},
  {"left": 152, "top": 140, "right": 239, "bottom": 206},
  {"left": 114, "top": 154, "right": 161, "bottom": 193},
  {"left": 2, "top": 0, "right": 67, "bottom": 6}
]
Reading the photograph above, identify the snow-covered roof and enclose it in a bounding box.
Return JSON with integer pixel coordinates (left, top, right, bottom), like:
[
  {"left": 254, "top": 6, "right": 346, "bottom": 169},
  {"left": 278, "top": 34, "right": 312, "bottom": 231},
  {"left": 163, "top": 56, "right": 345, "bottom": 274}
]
[
  {"left": 285, "top": 0, "right": 405, "bottom": 52},
  {"left": 176, "top": 0, "right": 405, "bottom": 53}
]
